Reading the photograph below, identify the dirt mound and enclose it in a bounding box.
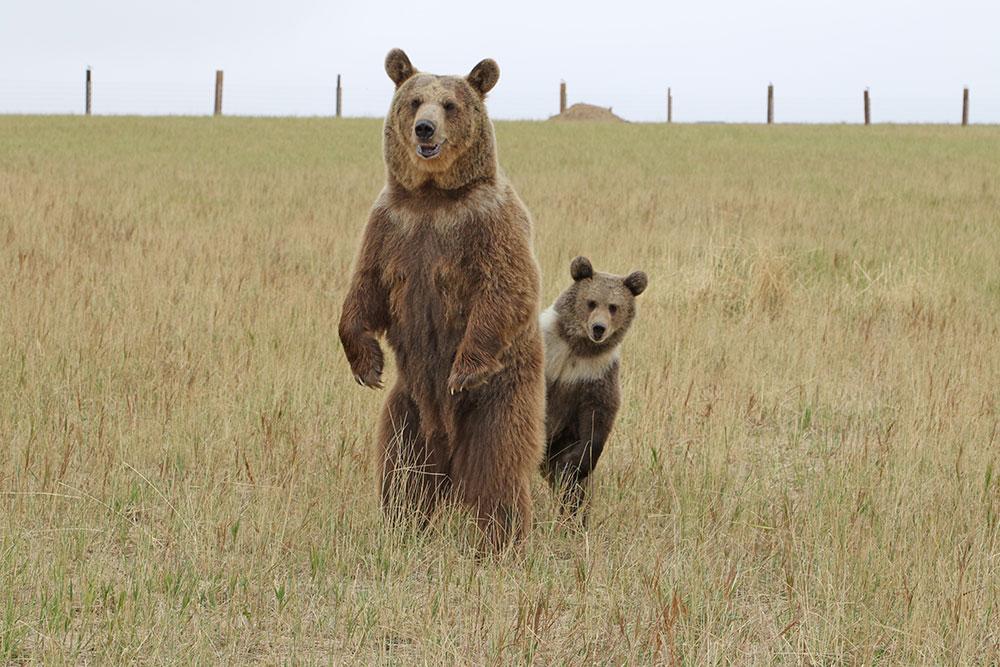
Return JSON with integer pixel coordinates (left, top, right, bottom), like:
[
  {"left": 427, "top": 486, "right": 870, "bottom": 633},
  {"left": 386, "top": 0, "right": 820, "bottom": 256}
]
[{"left": 549, "top": 103, "right": 625, "bottom": 123}]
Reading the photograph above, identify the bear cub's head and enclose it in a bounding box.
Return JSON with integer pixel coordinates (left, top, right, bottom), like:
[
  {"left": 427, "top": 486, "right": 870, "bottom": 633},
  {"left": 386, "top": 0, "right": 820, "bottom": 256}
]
[
  {"left": 383, "top": 48, "right": 500, "bottom": 191},
  {"left": 551, "top": 257, "right": 648, "bottom": 354}
]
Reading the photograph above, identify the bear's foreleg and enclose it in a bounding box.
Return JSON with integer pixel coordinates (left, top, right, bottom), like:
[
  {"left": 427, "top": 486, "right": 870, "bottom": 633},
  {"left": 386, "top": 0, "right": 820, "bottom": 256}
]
[
  {"left": 447, "top": 229, "right": 539, "bottom": 395},
  {"left": 339, "top": 213, "right": 390, "bottom": 389}
]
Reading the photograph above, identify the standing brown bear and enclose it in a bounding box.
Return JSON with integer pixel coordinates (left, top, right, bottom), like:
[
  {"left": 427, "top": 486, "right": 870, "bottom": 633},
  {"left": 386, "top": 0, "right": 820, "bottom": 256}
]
[{"left": 338, "top": 49, "right": 545, "bottom": 552}]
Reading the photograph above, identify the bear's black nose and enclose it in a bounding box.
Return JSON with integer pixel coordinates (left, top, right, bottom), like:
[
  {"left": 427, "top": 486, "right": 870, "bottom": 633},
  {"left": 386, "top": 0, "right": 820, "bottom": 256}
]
[
  {"left": 591, "top": 324, "right": 606, "bottom": 341},
  {"left": 414, "top": 120, "right": 436, "bottom": 141}
]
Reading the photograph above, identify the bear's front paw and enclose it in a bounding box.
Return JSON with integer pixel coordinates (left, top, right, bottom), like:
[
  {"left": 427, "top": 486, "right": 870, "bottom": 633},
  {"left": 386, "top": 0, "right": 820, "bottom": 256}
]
[
  {"left": 447, "top": 355, "right": 502, "bottom": 395},
  {"left": 345, "top": 336, "right": 385, "bottom": 390},
  {"left": 354, "top": 366, "right": 384, "bottom": 390}
]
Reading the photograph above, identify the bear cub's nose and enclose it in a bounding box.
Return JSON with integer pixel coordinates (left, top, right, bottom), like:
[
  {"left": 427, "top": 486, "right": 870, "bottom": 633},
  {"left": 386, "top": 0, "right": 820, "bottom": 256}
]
[
  {"left": 414, "top": 120, "right": 436, "bottom": 141},
  {"left": 591, "top": 324, "right": 607, "bottom": 341}
]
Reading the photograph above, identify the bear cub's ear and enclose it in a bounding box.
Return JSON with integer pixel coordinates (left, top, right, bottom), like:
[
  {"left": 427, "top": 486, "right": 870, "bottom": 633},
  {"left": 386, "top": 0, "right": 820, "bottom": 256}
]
[
  {"left": 624, "top": 271, "right": 648, "bottom": 296},
  {"left": 385, "top": 49, "right": 416, "bottom": 87},
  {"left": 467, "top": 58, "right": 500, "bottom": 96},
  {"left": 570, "top": 256, "right": 593, "bottom": 281}
]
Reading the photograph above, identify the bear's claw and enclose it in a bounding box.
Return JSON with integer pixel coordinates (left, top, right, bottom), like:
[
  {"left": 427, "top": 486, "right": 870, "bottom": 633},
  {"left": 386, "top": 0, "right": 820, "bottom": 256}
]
[
  {"left": 364, "top": 371, "right": 384, "bottom": 389},
  {"left": 354, "top": 367, "right": 383, "bottom": 389},
  {"left": 447, "top": 368, "right": 490, "bottom": 396}
]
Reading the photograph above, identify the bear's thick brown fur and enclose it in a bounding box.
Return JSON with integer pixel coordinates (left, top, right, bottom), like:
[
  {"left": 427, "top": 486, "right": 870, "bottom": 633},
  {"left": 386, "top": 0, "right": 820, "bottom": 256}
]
[
  {"left": 339, "top": 49, "right": 545, "bottom": 552},
  {"left": 539, "top": 257, "right": 647, "bottom": 516}
]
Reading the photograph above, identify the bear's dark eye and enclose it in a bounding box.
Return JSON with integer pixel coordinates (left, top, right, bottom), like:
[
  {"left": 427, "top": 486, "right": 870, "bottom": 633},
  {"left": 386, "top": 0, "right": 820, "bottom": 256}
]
[
  {"left": 443, "top": 101, "right": 456, "bottom": 112},
  {"left": 609, "top": 304, "right": 618, "bottom": 315},
  {"left": 587, "top": 300, "right": 597, "bottom": 311},
  {"left": 410, "top": 98, "right": 422, "bottom": 110}
]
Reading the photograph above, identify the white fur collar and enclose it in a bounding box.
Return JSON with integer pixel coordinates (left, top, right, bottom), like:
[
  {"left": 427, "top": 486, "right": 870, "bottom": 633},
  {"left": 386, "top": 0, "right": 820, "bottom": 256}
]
[{"left": 539, "top": 306, "right": 619, "bottom": 385}]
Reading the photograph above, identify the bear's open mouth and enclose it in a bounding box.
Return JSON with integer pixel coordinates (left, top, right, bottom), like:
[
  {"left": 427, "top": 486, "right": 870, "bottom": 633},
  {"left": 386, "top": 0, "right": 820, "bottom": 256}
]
[{"left": 417, "top": 142, "right": 443, "bottom": 159}]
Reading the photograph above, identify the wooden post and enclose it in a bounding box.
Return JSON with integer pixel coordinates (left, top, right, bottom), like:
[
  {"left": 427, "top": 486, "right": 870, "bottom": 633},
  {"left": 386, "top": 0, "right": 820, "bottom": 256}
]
[
  {"left": 336, "top": 74, "right": 343, "bottom": 118},
  {"left": 559, "top": 81, "right": 566, "bottom": 114},
  {"left": 767, "top": 83, "right": 774, "bottom": 124},
  {"left": 962, "top": 87, "right": 969, "bottom": 126},
  {"left": 864, "top": 88, "right": 870, "bottom": 125},
  {"left": 85, "top": 68, "right": 92, "bottom": 116},
  {"left": 667, "top": 87, "right": 673, "bottom": 123},
  {"left": 214, "top": 70, "right": 224, "bottom": 116}
]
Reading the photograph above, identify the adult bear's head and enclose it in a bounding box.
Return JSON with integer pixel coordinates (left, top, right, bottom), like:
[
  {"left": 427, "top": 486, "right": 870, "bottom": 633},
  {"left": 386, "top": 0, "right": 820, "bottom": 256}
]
[{"left": 382, "top": 49, "right": 500, "bottom": 191}]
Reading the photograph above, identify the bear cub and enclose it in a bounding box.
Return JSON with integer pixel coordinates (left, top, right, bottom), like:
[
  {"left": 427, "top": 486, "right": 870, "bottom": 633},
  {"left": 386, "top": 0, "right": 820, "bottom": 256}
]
[{"left": 540, "top": 256, "right": 648, "bottom": 516}]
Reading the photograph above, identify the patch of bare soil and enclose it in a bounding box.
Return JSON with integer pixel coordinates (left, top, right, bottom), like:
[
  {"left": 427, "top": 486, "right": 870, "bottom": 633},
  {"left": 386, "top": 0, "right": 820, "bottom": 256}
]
[{"left": 549, "top": 103, "right": 625, "bottom": 122}]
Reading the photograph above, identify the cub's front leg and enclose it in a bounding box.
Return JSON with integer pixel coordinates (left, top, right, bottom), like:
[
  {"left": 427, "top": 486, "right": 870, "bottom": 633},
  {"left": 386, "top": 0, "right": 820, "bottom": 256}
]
[
  {"left": 339, "top": 210, "right": 391, "bottom": 389},
  {"left": 546, "top": 398, "right": 618, "bottom": 517}
]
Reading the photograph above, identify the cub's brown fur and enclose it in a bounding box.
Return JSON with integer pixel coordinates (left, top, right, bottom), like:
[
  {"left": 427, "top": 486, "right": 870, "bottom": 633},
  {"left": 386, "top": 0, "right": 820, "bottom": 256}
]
[
  {"left": 338, "top": 49, "right": 545, "bottom": 552},
  {"left": 540, "top": 257, "right": 648, "bottom": 516}
]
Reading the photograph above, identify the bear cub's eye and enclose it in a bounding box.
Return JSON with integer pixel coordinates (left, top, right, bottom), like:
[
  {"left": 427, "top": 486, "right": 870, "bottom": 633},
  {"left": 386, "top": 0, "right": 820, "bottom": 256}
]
[
  {"left": 410, "top": 98, "right": 422, "bottom": 110},
  {"left": 587, "top": 300, "right": 597, "bottom": 311},
  {"left": 609, "top": 304, "right": 618, "bottom": 315},
  {"left": 443, "top": 101, "right": 456, "bottom": 112}
]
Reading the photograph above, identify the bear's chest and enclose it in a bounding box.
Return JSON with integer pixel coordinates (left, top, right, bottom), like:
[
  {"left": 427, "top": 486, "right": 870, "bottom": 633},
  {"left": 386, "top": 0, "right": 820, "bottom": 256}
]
[{"left": 381, "top": 207, "right": 478, "bottom": 322}]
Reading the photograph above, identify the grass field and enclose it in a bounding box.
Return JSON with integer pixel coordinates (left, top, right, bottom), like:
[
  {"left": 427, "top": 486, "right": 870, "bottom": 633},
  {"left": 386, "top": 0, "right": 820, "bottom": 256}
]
[{"left": 1, "top": 116, "right": 999, "bottom": 664}]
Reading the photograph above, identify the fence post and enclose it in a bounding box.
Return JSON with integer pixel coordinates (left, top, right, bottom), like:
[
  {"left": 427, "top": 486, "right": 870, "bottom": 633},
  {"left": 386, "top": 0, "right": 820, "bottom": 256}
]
[
  {"left": 667, "top": 87, "right": 672, "bottom": 123},
  {"left": 559, "top": 81, "right": 566, "bottom": 114},
  {"left": 767, "top": 83, "right": 774, "bottom": 124},
  {"left": 85, "top": 68, "right": 92, "bottom": 116},
  {"left": 336, "top": 74, "right": 343, "bottom": 118},
  {"left": 962, "top": 87, "right": 969, "bottom": 126},
  {"left": 864, "top": 88, "right": 870, "bottom": 125},
  {"left": 214, "top": 70, "right": 224, "bottom": 116}
]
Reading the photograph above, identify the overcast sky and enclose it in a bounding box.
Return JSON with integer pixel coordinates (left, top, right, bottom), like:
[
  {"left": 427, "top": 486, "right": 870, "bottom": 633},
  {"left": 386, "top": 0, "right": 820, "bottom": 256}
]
[{"left": 1, "top": 0, "right": 998, "bottom": 123}]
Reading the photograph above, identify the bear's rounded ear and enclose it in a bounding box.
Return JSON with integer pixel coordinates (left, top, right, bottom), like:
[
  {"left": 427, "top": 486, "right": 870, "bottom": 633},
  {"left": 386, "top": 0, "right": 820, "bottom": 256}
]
[
  {"left": 624, "top": 271, "right": 648, "bottom": 296},
  {"left": 385, "top": 49, "right": 416, "bottom": 88},
  {"left": 466, "top": 58, "right": 500, "bottom": 96},
  {"left": 570, "top": 256, "right": 593, "bottom": 281}
]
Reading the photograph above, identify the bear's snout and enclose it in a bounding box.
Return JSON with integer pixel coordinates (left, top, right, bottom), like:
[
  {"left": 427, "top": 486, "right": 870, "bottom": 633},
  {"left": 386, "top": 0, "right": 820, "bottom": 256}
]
[
  {"left": 415, "top": 119, "right": 436, "bottom": 141},
  {"left": 591, "top": 323, "right": 607, "bottom": 341}
]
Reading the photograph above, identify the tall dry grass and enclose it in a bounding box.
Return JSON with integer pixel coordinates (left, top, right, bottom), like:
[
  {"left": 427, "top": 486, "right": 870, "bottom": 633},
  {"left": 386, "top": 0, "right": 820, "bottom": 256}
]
[{"left": 1, "top": 116, "right": 998, "bottom": 663}]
